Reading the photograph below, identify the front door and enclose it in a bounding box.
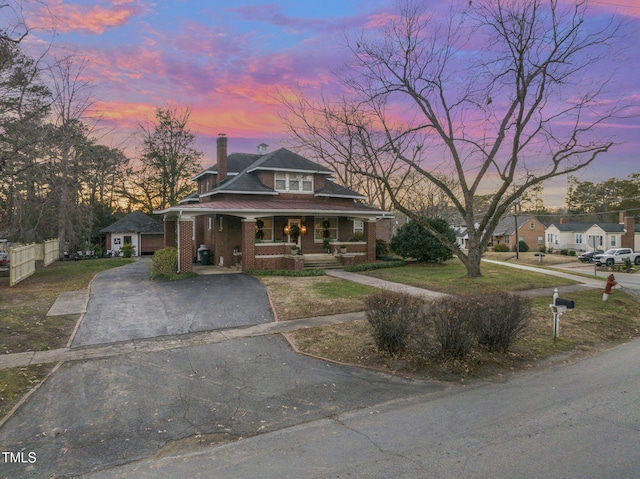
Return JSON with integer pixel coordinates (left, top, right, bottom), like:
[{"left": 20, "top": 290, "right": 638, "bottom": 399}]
[{"left": 288, "top": 219, "right": 302, "bottom": 248}]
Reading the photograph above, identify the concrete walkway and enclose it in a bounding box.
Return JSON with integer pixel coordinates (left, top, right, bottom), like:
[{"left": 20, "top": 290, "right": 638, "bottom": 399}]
[{"left": 326, "top": 269, "right": 448, "bottom": 299}]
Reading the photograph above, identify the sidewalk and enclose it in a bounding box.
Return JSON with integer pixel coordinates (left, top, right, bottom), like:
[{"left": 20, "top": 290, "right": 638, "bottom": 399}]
[{"left": 0, "top": 311, "right": 365, "bottom": 370}]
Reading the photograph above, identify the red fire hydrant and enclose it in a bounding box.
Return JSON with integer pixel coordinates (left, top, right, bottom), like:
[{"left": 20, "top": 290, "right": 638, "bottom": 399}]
[{"left": 602, "top": 274, "right": 617, "bottom": 302}]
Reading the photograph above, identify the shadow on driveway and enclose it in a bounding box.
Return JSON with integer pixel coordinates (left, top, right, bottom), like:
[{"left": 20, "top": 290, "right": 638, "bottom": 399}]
[{"left": 72, "top": 258, "right": 274, "bottom": 347}]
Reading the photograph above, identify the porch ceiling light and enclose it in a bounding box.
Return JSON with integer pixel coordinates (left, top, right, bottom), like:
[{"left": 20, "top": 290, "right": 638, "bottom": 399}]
[{"left": 284, "top": 225, "right": 290, "bottom": 235}]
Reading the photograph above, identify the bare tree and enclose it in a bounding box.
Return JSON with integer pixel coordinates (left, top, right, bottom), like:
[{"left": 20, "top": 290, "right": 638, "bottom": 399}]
[
  {"left": 46, "top": 56, "right": 95, "bottom": 252},
  {"left": 283, "top": 0, "right": 626, "bottom": 277},
  {"left": 131, "top": 106, "right": 202, "bottom": 212}
]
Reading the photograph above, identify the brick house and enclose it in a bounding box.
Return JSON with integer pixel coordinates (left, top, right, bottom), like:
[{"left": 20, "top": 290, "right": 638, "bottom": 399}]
[
  {"left": 155, "top": 136, "right": 389, "bottom": 272},
  {"left": 491, "top": 215, "right": 547, "bottom": 251}
]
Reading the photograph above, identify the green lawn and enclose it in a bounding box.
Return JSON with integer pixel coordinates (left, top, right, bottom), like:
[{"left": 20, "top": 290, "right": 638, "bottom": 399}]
[{"left": 362, "top": 259, "right": 578, "bottom": 294}]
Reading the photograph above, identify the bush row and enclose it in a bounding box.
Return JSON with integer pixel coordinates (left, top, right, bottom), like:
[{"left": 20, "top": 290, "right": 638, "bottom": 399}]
[
  {"left": 246, "top": 268, "right": 326, "bottom": 277},
  {"left": 344, "top": 260, "right": 406, "bottom": 272},
  {"left": 365, "top": 291, "right": 531, "bottom": 359}
]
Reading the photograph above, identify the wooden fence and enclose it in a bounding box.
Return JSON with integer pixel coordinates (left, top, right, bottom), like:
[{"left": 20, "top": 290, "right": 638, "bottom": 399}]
[
  {"left": 9, "top": 238, "right": 60, "bottom": 286},
  {"left": 9, "top": 244, "right": 36, "bottom": 286},
  {"left": 43, "top": 238, "right": 59, "bottom": 266}
]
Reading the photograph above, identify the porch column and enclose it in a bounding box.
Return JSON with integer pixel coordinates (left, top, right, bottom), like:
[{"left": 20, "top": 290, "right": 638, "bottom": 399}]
[
  {"left": 241, "top": 218, "right": 256, "bottom": 271},
  {"left": 366, "top": 219, "right": 377, "bottom": 262},
  {"left": 178, "top": 219, "right": 194, "bottom": 273},
  {"left": 164, "top": 219, "right": 176, "bottom": 247}
]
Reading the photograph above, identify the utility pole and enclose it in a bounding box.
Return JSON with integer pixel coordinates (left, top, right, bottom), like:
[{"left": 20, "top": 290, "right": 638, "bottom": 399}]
[{"left": 514, "top": 198, "right": 520, "bottom": 260}]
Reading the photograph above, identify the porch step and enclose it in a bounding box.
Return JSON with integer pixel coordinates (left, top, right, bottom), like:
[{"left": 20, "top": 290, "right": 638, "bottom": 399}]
[{"left": 303, "top": 254, "right": 343, "bottom": 270}]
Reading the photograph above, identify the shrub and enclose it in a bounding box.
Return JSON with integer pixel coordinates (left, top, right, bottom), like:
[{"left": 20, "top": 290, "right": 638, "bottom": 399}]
[
  {"left": 427, "top": 295, "right": 478, "bottom": 359},
  {"left": 493, "top": 244, "right": 509, "bottom": 252},
  {"left": 560, "top": 249, "right": 569, "bottom": 255},
  {"left": 344, "top": 260, "right": 406, "bottom": 272},
  {"left": 364, "top": 291, "right": 424, "bottom": 355},
  {"left": 120, "top": 243, "right": 136, "bottom": 258},
  {"left": 390, "top": 218, "right": 455, "bottom": 262},
  {"left": 375, "top": 239, "right": 389, "bottom": 259},
  {"left": 518, "top": 240, "right": 529, "bottom": 252},
  {"left": 568, "top": 250, "right": 576, "bottom": 256},
  {"left": 247, "top": 268, "right": 325, "bottom": 277},
  {"left": 470, "top": 293, "right": 531, "bottom": 352},
  {"left": 539, "top": 246, "right": 547, "bottom": 253},
  {"left": 151, "top": 247, "right": 178, "bottom": 278}
]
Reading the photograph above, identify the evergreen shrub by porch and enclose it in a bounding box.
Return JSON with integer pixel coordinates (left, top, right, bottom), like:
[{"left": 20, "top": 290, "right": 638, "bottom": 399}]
[
  {"left": 150, "top": 247, "right": 178, "bottom": 279},
  {"left": 518, "top": 240, "right": 530, "bottom": 252},
  {"left": 390, "top": 218, "right": 456, "bottom": 262},
  {"left": 364, "top": 291, "right": 424, "bottom": 355},
  {"left": 493, "top": 244, "right": 509, "bottom": 252}
]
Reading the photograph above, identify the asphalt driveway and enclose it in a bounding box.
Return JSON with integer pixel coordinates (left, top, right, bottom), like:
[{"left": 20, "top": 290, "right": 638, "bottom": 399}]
[{"left": 72, "top": 258, "right": 274, "bottom": 347}]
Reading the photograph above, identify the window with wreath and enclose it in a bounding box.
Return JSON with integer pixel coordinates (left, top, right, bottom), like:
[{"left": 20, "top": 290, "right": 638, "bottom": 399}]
[
  {"left": 255, "top": 217, "right": 273, "bottom": 241},
  {"left": 315, "top": 217, "right": 338, "bottom": 241},
  {"left": 275, "top": 172, "right": 313, "bottom": 193}
]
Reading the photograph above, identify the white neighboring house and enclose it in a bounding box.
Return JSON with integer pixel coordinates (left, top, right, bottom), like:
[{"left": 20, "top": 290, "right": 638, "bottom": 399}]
[{"left": 545, "top": 213, "right": 637, "bottom": 252}]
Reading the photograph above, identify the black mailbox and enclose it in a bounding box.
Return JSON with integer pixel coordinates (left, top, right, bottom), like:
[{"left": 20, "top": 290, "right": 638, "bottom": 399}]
[{"left": 555, "top": 298, "right": 575, "bottom": 309}]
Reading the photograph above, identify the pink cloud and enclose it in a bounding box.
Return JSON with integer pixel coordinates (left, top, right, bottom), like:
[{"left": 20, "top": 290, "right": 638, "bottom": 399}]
[{"left": 34, "top": 0, "right": 144, "bottom": 34}]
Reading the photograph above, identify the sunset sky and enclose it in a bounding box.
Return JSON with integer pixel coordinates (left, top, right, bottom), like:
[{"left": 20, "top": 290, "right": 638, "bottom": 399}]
[{"left": 16, "top": 0, "right": 640, "bottom": 207}]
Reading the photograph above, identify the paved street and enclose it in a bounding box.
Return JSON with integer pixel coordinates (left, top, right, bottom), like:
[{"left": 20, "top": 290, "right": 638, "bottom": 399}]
[{"left": 80, "top": 338, "right": 640, "bottom": 479}]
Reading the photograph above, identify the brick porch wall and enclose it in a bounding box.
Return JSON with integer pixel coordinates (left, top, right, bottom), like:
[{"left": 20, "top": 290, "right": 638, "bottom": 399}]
[
  {"left": 241, "top": 219, "right": 256, "bottom": 270},
  {"left": 178, "top": 220, "right": 193, "bottom": 273},
  {"left": 366, "top": 220, "right": 377, "bottom": 262}
]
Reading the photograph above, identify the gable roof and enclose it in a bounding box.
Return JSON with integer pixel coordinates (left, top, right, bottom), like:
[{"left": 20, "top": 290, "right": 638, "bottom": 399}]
[
  {"left": 548, "top": 222, "right": 626, "bottom": 233},
  {"left": 493, "top": 215, "right": 539, "bottom": 236},
  {"left": 199, "top": 147, "right": 362, "bottom": 200},
  {"left": 100, "top": 211, "right": 164, "bottom": 234}
]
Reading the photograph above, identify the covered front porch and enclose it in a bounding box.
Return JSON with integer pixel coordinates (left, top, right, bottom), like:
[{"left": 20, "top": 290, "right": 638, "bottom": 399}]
[{"left": 156, "top": 201, "right": 384, "bottom": 273}]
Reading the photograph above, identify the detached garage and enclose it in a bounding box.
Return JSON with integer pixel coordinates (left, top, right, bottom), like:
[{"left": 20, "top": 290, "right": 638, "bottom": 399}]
[{"left": 101, "top": 211, "right": 164, "bottom": 256}]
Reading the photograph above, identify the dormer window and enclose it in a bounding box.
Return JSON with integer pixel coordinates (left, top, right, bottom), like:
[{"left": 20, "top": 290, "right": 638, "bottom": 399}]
[{"left": 275, "top": 172, "right": 313, "bottom": 193}]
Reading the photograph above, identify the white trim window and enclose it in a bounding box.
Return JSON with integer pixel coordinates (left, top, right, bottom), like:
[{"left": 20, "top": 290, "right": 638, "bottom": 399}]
[
  {"left": 575, "top": 234, "right": 583, "bottom": 245},
  {"left": 275, "top": 172, "right": 313, "bottom": 193},
  {"left": 611, "top": 235, "right": 617, "bottom": 247},
  {"left": 353, "top": 219, "right": 365, "bottom": 235}
]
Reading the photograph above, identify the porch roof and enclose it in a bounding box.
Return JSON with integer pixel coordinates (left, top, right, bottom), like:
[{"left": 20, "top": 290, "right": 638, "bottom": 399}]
[{"left": 155, "top": 198, "right": 388, "bottom": 219}]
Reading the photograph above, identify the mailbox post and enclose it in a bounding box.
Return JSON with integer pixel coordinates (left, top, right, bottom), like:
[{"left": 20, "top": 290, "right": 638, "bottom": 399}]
[{"left": 549, "top": 288, "right": 575, "bottom": 343}]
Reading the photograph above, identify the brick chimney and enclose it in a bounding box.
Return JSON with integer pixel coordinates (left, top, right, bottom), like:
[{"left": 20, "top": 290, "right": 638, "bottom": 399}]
[
  {"left": 559, "top": 217, "right": 569, "bottom": 224},
  {"left": 216, "top": 134, "right": 228, "bottom": 184},
  {"left": 621, "top": 212, "right": 635, "bottom": 249}
]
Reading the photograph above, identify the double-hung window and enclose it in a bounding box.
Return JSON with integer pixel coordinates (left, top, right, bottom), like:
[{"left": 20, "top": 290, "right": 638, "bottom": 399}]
[{"left": 275, "top": 173, "right": 313, "bottom": 193}]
